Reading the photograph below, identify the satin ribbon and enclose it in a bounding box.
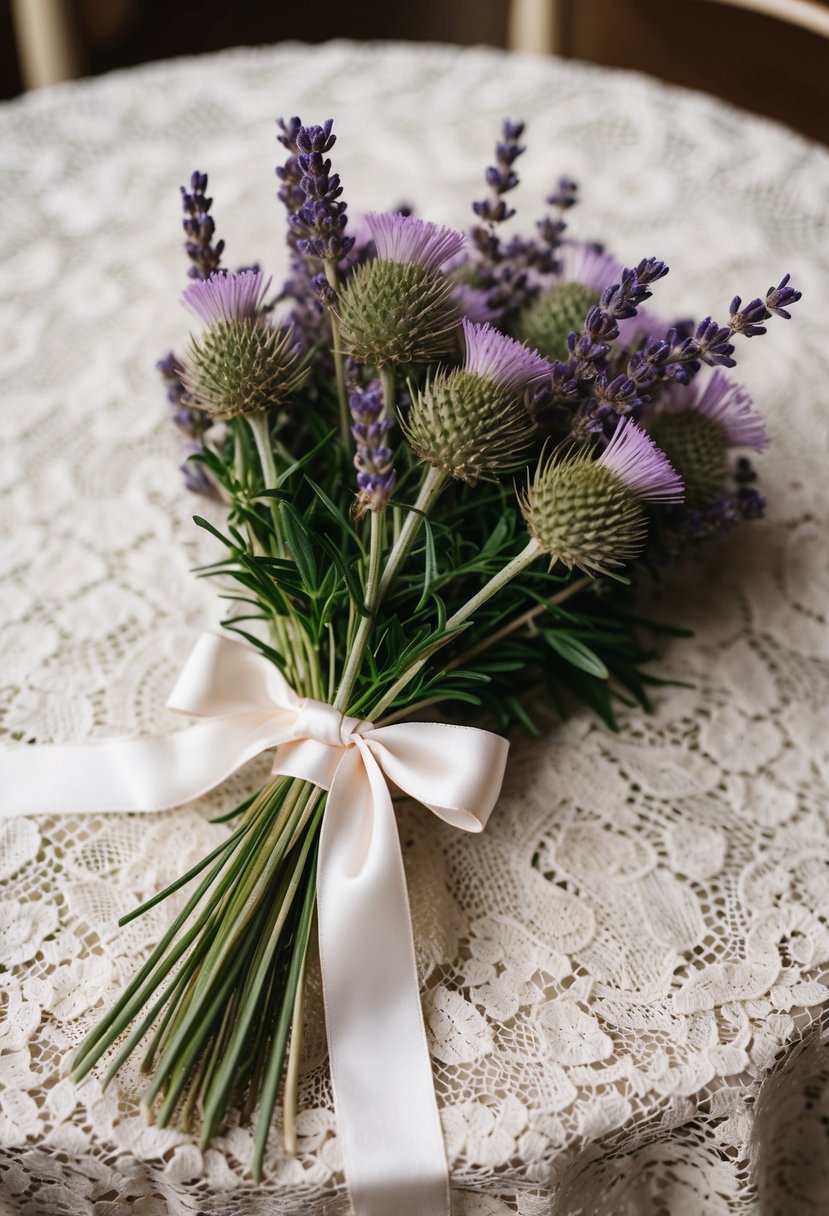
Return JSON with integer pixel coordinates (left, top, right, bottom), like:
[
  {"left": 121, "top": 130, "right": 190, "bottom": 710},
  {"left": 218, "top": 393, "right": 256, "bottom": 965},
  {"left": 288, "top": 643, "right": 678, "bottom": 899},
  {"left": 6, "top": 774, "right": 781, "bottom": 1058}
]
[{"left": 1, "top": 632, "right": 509, "bottom": 1216}]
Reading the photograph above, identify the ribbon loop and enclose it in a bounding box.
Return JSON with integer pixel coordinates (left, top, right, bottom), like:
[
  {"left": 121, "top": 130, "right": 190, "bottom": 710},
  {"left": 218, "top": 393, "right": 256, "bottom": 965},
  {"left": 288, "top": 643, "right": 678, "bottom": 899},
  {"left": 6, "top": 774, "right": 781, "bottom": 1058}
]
[{"left": 0, "top": 632, "right": 509, "bottom": 1216}]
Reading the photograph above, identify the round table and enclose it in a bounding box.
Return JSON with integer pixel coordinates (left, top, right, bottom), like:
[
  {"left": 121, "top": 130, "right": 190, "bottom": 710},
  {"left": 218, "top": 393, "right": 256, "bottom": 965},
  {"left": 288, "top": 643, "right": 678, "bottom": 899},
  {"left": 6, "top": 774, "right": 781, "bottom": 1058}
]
[{"left": 1, "top": 40, "right": 828, "bottom": 1216}]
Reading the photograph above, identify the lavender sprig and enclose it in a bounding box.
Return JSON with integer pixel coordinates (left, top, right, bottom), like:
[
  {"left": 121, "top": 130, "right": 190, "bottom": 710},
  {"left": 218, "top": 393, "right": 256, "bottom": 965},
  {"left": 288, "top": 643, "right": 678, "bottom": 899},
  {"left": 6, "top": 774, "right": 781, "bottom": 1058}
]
[
  {"left": 275, "top": 118, "right": 330, "bottom": 353},
  {"left": 467, "top": 119, "right": 565, "bottom": 318},
  {"left": 350, "top": 380, "right": 396, "bottom": 515},
  {"left": 557, "top": 259, "right": 669, "bottom": 385},
  {"left": 618, "top": 273, "right": 803, "bottom": 403},
  {"left": 536, "top": 176, "right": 578, "bottom": 257},
  {"left": 181, "top": 172, "right": 225, "bottom": 281},
  {"left": 158, "top": 351, "right": 212, "bottom": 438},
  {"left": 289, "top": 121, "right": 354, "bottom": 264},
  {"left": 472, "top": 119, "right": 526, "bottom": 233}
]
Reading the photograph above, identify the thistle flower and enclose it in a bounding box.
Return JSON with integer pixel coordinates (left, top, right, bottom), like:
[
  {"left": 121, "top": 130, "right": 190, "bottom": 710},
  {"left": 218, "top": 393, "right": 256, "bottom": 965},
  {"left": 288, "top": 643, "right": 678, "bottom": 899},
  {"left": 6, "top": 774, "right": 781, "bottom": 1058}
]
[
  {"left": 336, "top": 213, "right": 465, "bottom": 366},
  {"left": 350, "top": 380, "right": 396, "bottom": 515},
  {"left": 648, "top": 370, "right": 768, "bottom": 504},
  {"left": 182, "top": 270, "right": 306, "bottom": 418},
  {"left": 405, "top": 319, "right": 550, "bottom": 484},
  {"left": 521, "top": 418, "right": 683, "bottom": 574},
  {"left": 183, "top": 269, "right": 269, "bottom": 326},
  {"left": 514, "top": 242, "right": 625, "bottom": 362}
]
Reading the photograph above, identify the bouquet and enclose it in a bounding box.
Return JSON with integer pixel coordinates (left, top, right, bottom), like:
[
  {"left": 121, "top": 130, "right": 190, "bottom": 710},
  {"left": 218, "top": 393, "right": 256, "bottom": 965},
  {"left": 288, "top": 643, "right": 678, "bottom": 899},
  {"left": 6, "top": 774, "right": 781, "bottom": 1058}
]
[{"left": 41, "top": 115, "right": 799, "bottom": 1206}]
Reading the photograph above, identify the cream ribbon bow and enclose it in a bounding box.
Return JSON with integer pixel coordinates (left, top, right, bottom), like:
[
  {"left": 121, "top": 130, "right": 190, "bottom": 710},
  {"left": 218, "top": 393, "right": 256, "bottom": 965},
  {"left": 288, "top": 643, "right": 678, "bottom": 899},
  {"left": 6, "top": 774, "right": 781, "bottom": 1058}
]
[{"left": 1, "top": 632, "right": 510, "bottom": 1216}]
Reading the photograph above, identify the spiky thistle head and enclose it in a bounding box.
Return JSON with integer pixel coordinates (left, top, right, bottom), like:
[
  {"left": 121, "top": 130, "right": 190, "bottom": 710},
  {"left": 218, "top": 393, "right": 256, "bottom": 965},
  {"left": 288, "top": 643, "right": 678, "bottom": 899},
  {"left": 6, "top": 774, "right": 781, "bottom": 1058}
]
[
  {"left": 181, "top": 270, "right": 306, "bottom": 418},
  {"left": 336, "top": 213, "right": 465, "bottom": 366},
  {"left": 514, "top": 243, "right": 624, "bottom": 362},
  {"left": 521, "top": 419, "right": 683, "bottom": 574},
  {"left": 405, "top": 321, "right": 548, "bottom": 484},
  {"left": 648, "top": 371, "right": 768, "bottom": 505}
]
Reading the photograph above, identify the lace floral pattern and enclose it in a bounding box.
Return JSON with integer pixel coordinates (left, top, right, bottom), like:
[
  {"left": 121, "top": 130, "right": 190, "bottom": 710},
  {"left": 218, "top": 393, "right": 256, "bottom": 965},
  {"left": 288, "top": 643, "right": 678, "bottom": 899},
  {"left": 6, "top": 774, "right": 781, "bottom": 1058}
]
[{"left": 1, "top": 40, "right": 828, "bottom": 1215}]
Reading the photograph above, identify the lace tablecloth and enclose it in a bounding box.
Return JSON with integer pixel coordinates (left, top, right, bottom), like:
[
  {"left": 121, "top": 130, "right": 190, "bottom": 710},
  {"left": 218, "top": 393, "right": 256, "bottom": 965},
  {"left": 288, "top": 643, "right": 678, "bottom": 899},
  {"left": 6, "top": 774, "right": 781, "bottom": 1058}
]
[{"left": 1, "top": 39, "right": 828, "bottom": 1216}]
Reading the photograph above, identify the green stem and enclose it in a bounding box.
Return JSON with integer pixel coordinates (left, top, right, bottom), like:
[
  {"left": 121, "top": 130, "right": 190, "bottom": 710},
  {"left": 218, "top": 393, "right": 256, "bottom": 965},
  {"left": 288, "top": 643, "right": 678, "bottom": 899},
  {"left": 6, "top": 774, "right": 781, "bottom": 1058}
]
[
  {"left": 446, "top": 573, "right": 592, "bottom": 671},
  {"left": 282, "top": 924, "right": 310, "bottom": 1155},
  {"left": 70, "top": 780, "right": 286, "bottom": 1081},
  {"left": 325, "top": 262, "right": 351, "bottom": 448},
  {"left": 251, "top": 834, "right": 319, "bottom": 1181},
  {"left": 377, "top": 464, "right": 446, "bottom": 604},
  {"left": 246, "top": 411, "right": 305, "bottom": 682},
  {"left": 333, "top": 509, "right": 384, "bottom": 712},
  {"left": 247, "top": 411, "right": 280, "bottom": 502},
  {"left": 370, "top": 537, "right": 544, "bottom": 719},
  {"left": 374, "top": 573, "right": 593, "bottom": 725}
]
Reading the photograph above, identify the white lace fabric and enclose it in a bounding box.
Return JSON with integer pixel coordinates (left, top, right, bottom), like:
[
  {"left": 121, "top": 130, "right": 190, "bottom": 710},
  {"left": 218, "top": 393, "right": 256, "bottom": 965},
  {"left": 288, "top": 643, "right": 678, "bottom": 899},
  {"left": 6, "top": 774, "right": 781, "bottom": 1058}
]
[{"left": 1, "top": 40, "right": 828, "bottom": 1216}]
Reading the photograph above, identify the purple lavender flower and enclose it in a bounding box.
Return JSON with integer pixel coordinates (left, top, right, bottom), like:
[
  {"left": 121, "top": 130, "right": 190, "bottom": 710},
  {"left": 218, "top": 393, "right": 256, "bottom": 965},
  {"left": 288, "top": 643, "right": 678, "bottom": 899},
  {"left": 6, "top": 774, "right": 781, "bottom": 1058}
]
[
  {"left": 619, "top": 274, "right": 802, "bottom": 407},
  {"left": 515, "top": 242, "right": 627, "bottom": 365},
  {"left": 472, "top": 118, "right": 526, "bottom": 227},
  {"left": 764, "top": 272, "right": 801, "bottom": 319},
  {"left": 275, "top": 117, "right": 330, "bottom": 355},
  {"left": 182, "top": 269, "right": 270, "bottom": 326},
  {"left": 181, "top": 446, "right": 222, "bottom": 500},
  {"left": 462, "top": 318, "right": 551, "bottom": 393},
  {"left": 288, "top": 120, "right": 354, "bottom": 264},
  {"left": 366, "top": 213, "right": 465, "bottom": 273},
  {"left": 598, "top": 418, "right": 684, "bottom": 502},
  {"left": 350, "top": 380, "right": 397, "bottom": 515},
  {"left": 181, "top": 172, "right": 225, "bottom": 281}
]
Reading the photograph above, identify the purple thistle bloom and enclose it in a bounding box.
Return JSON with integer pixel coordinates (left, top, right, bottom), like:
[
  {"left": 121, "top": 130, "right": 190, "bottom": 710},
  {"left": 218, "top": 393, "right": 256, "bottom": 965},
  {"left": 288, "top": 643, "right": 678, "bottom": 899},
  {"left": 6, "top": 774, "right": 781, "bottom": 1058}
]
[
  {"left": 668, "top": 370, "right": 769, "bottom": 450},
  {"left": 554, "top": 242, "right": 625, "bottom": 294},
  {"left": 182, "top": 269, "right": 270, "bottom": 327},
  {"left": 366, "top": 212, "right": 465, "bottom": 273},
  {"left": 350, "top": 380, "right": 396, "bottom": 514},
  {"left": 462, "top": 318, "right": 551, "bottom": 393},
  {"left": 598, "top": 418, "right": 684, "bottom": 502},
  {"left": 452, "top": 281, "right": 504, "bottom": 325}
]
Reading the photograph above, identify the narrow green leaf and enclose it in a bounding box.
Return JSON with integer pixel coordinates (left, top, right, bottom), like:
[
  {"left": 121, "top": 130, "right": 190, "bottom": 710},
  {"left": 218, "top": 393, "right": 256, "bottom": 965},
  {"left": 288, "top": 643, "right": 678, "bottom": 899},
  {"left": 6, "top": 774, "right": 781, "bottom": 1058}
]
[
  {"left": 193, "top": 515, "right": 237, "bottom": 551},
  {"left": 542, "top": 631, "right": 610, "bottom": 679},
  {"left": 280, "top": 503, "right": 318, "bottom": 593}
]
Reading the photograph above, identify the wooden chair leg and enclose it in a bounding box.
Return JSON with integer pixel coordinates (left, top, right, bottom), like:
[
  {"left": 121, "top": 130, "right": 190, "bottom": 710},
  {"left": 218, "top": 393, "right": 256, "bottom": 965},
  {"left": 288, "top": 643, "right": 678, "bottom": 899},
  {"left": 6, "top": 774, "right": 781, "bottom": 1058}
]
[{"left": 10, "top": 0, "right": 83, "bottom": 90}]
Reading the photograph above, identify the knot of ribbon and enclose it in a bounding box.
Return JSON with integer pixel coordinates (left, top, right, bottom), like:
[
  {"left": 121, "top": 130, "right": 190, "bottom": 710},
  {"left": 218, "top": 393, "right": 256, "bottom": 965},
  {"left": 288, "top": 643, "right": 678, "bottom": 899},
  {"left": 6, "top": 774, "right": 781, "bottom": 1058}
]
[
  {"left": 0, "top": 632, "right": 510, "bottom": 1216},
  {"left": 294, "top": 698, "right": 366, "bottom": 749}
]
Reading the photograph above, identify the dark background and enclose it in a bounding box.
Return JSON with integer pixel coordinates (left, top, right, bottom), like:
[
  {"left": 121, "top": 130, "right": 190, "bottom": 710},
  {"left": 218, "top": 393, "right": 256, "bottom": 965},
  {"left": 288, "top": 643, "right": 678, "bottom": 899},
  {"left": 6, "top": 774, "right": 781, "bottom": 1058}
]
[{"left": 2, "top": 0, "right": 828, "bottom": 144}]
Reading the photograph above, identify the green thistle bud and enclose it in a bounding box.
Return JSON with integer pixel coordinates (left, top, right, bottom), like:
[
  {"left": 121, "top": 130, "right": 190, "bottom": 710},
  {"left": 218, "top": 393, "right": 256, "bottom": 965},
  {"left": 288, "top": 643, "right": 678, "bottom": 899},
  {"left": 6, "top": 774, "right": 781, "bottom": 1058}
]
[
  {"left": 647, "top": 373, "right": 769, "bottom": 506},
  {"left": 406, "top": 370, "right": 533, "bottom": 485},
  {"left": 404, "top": 320, "right": 551, "bottom": 485},
  {"left": 185, "top": 321, "right": 306, "bottom": 419},
  {"left": 337, "top": 259, "right": 460, "bottom": 366},
  {"left": 336, "top": 213, "right": 466, "bottom": 366},
  {"left": 181, "top": 270, "right": 306, "bottom": 418},
  {"left": 647, "top": 411, "right": 729, "bottom": 506},
  {"left": 521, "top": 420, "right": 683, "bottom": 574},
  {"left": 514, "top": 282, "right": 599, "bottom": 362}
]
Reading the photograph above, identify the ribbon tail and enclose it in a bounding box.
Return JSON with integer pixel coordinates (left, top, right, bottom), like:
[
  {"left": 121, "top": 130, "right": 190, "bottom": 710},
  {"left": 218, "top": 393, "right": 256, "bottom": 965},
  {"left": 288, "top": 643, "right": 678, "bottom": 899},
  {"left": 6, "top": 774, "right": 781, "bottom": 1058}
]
[
  {"left": 317, "top": 743, "right": 450, "bottom": 1216},
  {"left": 0, "top": 713, "right": 290, "bottom": 817}
]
